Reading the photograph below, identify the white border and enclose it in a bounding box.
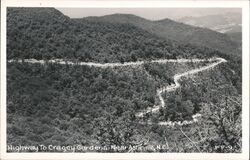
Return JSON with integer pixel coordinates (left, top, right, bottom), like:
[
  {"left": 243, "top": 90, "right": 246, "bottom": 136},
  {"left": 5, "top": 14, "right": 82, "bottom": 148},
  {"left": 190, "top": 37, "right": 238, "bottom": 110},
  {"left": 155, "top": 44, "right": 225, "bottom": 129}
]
[{"left": 1, "top": 0, "right": 249, "bottom": 160}]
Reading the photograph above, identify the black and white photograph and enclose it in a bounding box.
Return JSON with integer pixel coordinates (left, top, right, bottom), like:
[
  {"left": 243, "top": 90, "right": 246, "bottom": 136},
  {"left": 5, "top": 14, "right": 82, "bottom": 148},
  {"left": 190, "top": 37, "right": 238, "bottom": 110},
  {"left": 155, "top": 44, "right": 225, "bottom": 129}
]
[{"left": 1, "top": 0, "right": 249, "bottom": 160}]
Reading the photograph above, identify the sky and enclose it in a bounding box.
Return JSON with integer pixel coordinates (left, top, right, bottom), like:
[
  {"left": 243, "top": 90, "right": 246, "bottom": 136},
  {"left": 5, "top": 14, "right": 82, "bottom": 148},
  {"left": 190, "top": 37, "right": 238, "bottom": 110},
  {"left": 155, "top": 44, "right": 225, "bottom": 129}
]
[{"left": 56, "top": 8, "right": 241, "bottom": 20}]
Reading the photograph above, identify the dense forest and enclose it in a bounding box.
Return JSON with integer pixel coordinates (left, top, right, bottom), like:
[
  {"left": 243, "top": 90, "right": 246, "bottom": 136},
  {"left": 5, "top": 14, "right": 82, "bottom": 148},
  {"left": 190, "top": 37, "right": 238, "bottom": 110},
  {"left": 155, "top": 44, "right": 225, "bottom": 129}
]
[
  {"left": 7, "top": 8, "right": 237, "bottom": 63},
  {"left": 7, "top": 8, "right": 242, "bottom": 153},
  {"left": 7, "top": 60, "right": 241, "bottom": 152}
]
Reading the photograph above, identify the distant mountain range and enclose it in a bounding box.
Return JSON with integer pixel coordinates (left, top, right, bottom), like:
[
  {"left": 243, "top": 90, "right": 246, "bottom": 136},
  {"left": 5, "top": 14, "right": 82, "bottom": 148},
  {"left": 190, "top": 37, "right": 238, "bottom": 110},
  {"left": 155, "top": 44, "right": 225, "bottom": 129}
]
[
  {"left": 178, "top": 13, "right": 242, "bottom": 34},
  {"left": 84, "top": 13, "right": 240, "bottom": 55}
]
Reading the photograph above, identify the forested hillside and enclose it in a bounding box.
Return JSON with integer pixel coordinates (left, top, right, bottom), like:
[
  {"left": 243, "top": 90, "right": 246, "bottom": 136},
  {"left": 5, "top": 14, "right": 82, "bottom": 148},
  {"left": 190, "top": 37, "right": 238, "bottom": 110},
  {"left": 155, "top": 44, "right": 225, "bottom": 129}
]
[
  {"left": 84, "top": 14, "right": 240, "bottom": 56},
  {"left": 7, "top": 8, "right": 236, "bottom": 63},
  {"left": 7, "top": 60, "right": 241, "bottom": 152},
  {"left": 7, "top": 7, "right": 242, "bottom": 153},
  {"left": 226, "top": 32, "right": 242, "bottom": 46}
]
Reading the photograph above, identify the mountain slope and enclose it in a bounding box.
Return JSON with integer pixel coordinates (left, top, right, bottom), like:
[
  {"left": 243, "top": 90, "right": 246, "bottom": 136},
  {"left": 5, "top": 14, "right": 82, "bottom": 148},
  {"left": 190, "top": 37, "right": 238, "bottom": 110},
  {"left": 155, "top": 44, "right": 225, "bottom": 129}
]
[
  {"left": 8, "top": 8, "right": 228, "bottom": 63},
  {"left": 226, "top": 32, "right": 242, "bottom": 46},
  {"left": 84, "top": 14, "right": 240, "bottom": 56}
]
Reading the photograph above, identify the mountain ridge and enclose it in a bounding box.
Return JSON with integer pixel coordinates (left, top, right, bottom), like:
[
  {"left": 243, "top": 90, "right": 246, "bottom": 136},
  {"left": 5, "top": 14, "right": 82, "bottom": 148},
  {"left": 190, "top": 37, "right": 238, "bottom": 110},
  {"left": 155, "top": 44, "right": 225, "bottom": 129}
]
[
  {"left": 83, "top": 13, "right": 240, "bottom": 56},
  {"left": 8, "top": 7, "right": 233, "bottom": 63}
]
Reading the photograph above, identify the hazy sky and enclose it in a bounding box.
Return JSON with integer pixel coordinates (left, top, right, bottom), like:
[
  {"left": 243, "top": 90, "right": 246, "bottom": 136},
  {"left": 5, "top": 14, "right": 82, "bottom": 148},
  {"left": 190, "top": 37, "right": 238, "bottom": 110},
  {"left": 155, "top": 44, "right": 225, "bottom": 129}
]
[{"left": 56, "top": 8, "right": 241, "bottom": 20}]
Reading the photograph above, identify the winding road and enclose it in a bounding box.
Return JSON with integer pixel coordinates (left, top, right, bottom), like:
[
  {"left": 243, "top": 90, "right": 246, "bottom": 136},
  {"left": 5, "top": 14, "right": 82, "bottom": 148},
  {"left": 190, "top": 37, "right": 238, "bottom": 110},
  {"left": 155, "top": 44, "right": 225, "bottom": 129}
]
[{"left": 8, "top": 57, "right": 227, "bottom": 126}]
